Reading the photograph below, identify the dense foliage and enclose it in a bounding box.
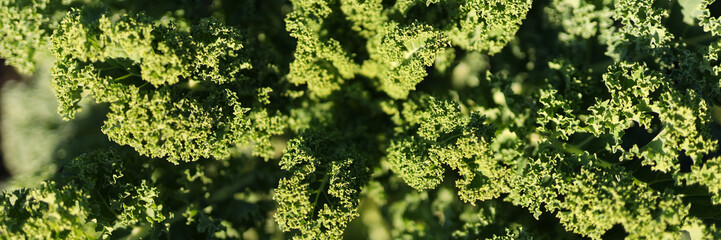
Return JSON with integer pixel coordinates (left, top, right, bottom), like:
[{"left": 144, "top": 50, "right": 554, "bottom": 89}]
[{"left": 1, "top": 0, "right": 721, "bottom": 239}]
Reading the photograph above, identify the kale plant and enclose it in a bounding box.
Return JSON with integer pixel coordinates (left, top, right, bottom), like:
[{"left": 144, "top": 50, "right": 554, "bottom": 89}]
[{"left": 1, "top": 0, "right": 721, "bottom": 239}]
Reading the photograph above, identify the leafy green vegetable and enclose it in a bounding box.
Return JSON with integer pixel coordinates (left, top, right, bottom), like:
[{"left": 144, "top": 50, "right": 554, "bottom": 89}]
[
  {"left": 52, "top": 10, "right": 283, "bottom": 163},
  {"left": 1, "top": 0, "right": 721, "bottom": 239}
]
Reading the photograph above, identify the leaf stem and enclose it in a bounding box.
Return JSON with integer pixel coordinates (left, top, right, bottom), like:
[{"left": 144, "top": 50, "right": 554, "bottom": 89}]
[
  {"left": 311, "top": 173, "right": 331, "bottom": 211},
  {"left": 115, "top": 72, "right": 140, "bottom": 81}
]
